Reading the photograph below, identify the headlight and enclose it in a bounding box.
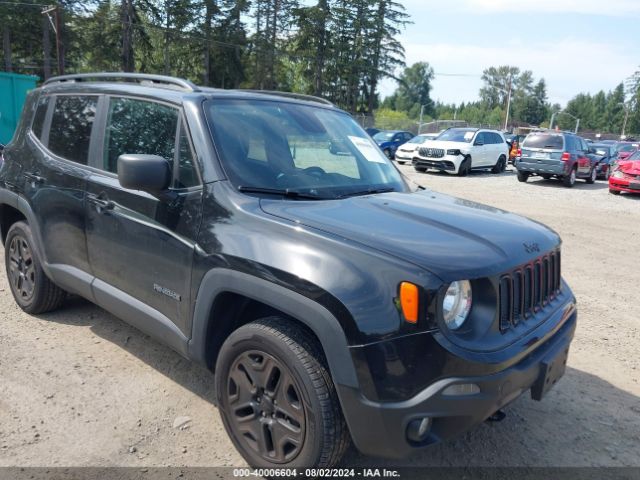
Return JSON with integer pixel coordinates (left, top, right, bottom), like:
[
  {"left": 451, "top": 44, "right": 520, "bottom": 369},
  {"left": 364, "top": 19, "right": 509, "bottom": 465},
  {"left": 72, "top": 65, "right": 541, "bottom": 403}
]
[
  {"left": 611, "top": 170, "right": 624, "bottom": 179},
  {"left": 442, "top": 280, "right": 472, "bottom": 330},
  {"left": 446, "top": 149, "right": 461, "bottom": 156}
]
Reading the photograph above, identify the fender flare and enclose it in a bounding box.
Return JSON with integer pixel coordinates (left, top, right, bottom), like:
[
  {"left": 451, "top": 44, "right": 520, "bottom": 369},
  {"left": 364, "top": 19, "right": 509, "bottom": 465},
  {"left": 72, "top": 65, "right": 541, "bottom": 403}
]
[
  {"left": 188, "top": 268, "right": 359, "bottom": 389},
  {"left": 0, "top": 191, "right": 49, "bottom": 267}
]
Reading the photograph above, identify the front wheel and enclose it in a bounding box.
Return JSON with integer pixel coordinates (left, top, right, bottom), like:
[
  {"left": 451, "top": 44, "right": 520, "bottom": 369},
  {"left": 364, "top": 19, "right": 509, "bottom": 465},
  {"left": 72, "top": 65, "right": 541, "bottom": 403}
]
[
  {"left": 492, "top": 155, "right": 506, "bottom": 173},
  {"left": 216, "top": 317, "right": 350, "bottom": 468},
  {"left": 4, "top": 221, "right": 66, "bottom": 314},
  {"left": 586, "top": 166, "right": 597, "bottom": 184},
  {"left": 458, "top": 157, "right": 471, "bottom": 176},
  {"left": 414, "top": 166, "right": 427, "bottom": 173},
  {"left": 397, "top": 160, "right": 406, "bottom": 165},
  {"left": 383, "top": 148, "right": 391, "bottom": 159},
  {"left": 609, "top": 188, "right": 621, "bottom": 195}
]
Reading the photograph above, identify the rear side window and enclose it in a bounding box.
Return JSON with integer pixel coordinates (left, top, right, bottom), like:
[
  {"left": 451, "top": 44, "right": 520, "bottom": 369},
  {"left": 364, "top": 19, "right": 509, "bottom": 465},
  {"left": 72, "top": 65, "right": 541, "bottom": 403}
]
[
  {"left": 104, "top": 97, "right": 178, "bottom": 174},
  {"left": 522, "top": 133, "right": 564, "bottom": 150},
  {"left": 31, "top": 95, "right": 49, "bottom": 140},
  {"left": 48, "top": 96, "right": 98, "bottom": 164}
]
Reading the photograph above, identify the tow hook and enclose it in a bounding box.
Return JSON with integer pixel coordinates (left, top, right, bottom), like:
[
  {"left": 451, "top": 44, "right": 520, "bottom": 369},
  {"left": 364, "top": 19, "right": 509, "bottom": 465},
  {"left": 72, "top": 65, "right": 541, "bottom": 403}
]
[{"left": 486, "top": 410, "right": 506, "bottom": 422}]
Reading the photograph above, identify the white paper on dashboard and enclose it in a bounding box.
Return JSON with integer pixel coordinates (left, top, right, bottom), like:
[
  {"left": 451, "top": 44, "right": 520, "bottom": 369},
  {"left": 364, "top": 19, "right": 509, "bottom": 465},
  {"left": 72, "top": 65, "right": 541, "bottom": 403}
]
[{"left": 348, "top": 136, "right": 387, "bottom": 164}]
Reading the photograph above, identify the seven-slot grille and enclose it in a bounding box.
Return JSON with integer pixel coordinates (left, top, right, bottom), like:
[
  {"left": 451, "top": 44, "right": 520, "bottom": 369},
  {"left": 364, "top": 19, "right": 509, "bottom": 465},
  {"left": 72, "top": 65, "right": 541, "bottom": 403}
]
[
  {"left": 418, "top": 147, "right": 444, "bottom": 158},
  {"left": 499, "top": 250, "right": 561, "bottom": 332}
]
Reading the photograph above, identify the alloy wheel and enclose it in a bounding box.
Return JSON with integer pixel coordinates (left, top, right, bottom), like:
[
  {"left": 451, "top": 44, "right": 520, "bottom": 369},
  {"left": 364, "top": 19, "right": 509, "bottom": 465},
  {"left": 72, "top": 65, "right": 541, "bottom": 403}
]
[
  {"left": 8, "top": 235, "right": 35, "bottom": 302},
  {"left": 226, "top": 350, "right": 306, "bottom": 463}
]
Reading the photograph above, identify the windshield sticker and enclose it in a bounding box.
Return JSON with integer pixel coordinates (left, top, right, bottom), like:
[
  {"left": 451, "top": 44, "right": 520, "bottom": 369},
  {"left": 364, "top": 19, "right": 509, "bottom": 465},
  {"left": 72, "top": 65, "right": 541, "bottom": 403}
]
[
  {"left": 464, "top": 131, "right": 474, "bottom": 141},
  {"left": 348, "top": 136, "right": 387, "bottom": 164}
]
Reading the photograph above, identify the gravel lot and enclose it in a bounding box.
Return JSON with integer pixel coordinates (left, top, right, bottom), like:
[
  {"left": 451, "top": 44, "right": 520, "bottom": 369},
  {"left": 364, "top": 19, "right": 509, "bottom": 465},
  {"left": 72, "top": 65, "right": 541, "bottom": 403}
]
[{"left": 1, "top": 164, "right": 639, "bottom": 468}]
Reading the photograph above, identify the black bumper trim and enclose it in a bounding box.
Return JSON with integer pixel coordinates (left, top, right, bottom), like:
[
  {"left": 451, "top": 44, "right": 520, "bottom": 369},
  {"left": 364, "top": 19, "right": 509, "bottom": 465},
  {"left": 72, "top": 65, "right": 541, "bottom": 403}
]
[{"left": 338, "top": 305, "right": 577, "bottom": 458}]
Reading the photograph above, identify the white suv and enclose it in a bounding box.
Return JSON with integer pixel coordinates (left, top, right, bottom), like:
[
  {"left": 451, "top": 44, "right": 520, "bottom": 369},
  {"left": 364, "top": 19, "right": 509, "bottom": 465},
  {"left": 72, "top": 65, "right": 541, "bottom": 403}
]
[{"left": 413, "top": 128, "right": 509, "bottom": 176}]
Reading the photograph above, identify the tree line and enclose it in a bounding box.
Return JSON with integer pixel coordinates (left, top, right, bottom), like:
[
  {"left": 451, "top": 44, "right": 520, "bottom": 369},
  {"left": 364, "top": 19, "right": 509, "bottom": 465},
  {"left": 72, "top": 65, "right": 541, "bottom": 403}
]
[
  {"left": 0, "top": 0, "right": 408, "bottom": 114},
  {"left": 382, "top": 62, "right": 640, "bottom": 136}
]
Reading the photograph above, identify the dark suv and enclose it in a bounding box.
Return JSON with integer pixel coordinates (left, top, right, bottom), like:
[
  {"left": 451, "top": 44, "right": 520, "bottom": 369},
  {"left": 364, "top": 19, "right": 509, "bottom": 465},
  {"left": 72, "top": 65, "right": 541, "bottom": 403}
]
[
  {"left": 0, "top": 74, "right": 577, "bottom": 468},
  {"left": 515, "top": 130, "right": 598, "bottom": 187}
]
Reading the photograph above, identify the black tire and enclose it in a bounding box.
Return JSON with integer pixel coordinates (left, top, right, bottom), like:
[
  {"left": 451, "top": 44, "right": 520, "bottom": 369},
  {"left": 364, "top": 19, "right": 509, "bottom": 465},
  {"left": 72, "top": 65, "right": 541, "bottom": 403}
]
[
  {"left": 397, "top": 160, "right": 406, "bottom": 165},
  {"left": 383, "top": 148, "right": 391, "bottom": 159},
  {"left": 541, "top": 174, "right": 551, "bottom": 180},
  {"left": 458, "top": 157, "right": 471, "bottom": 177},
  {"left": 4, "top": 221, "right": 66, "bottom": 314},
  {"left": 605, "top": 168, "right": 610, "bottom": 181},
  {"left": 491, "top": 155, "right": 506, "bottom": 174},
  {"left": 586, "top": 166, "right": 597, "bottom": 184},
  {"left": 517, "top": 171, "right": 529, "bottom": 183},
  {"left": 414, "top": 166, "right": 427, "bottom": 173},
  {"left": 609, "top": 188, "right": 621, "bottom": 195},
  {"left": 562, "top": 168, "right": 577, "bottom": 188},
  {"left": 215, "top": 317, "right": 350, "bottom": 468}
]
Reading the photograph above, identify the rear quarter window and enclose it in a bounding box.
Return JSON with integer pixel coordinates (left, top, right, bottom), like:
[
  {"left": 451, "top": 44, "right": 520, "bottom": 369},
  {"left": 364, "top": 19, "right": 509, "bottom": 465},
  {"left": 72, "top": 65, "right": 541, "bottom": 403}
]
[
  {"left": 523, "top": 133, "right": 564, "bottom": 150},
  {"left": 31, "top": 95, "right": 49, "bottom": 140},
  {"left": 48, "top": 95, "right": 98, "bottom": 165}
]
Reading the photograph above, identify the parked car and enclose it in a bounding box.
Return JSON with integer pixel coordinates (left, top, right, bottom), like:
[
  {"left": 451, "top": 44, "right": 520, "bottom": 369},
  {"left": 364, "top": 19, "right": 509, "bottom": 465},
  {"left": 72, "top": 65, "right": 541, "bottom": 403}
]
[
  {"left": 609, "top": 149, "right": 640, "bottom": 195},
  {"left": 413, "top": 127, "right": 509, "bottom": 175},
  {"left": 515, "top": 130, "right": 599, "bottom": 187},
  {"left": 373, "top": 130, "right": 414, "bottom": 158},
  {"left": 365, "top": 127, "right": 380, "bottom": 138},
  {"left": 614, "top": 142, "right": 639, "bottom": 161},
  {"left": 394, "top": 133, "right": 432, "bottom": 164},
  {"left": 0, "top": 73, "right": 577, "bottom": 469},
  {"left": 588, "top": 143, "right": 616, "bottom": 180}
]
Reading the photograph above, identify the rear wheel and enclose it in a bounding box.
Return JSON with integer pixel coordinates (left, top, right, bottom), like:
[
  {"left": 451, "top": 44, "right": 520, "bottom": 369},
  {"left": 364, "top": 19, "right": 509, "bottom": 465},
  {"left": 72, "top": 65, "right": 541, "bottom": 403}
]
[
  {"left": 562, "top": 168, "right": 577, "bottom": 188},
  {"left": 586, "top": 166, "right": 597, "bottom": 184},
  {"left": 609, "top": 188, "right": 621, "bottom": 195},
  {"left": 605, "top": 168, "right": 611, "bottom": 180},
  {"left": 216, "top": 317, "right": 350, "bottom": 468},
  {"left": 517, "top": 171, "right": 529, "bottom": 183},
  {"left": 4, "top": 221, "right": 66, "bottom": 314},
  {"left": 541, "top": 174, "right": 552, "bottom": 180}
]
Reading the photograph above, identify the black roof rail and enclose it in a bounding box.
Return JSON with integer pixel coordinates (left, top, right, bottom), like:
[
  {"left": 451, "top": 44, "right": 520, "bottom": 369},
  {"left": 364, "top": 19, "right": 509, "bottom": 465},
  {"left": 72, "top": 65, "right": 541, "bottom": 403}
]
[
  {"left": 43, "top": 73, "right": 200, "bottom": 92},
  {"left": 241, "top": 89, "right": 334, "bottom": 106}
]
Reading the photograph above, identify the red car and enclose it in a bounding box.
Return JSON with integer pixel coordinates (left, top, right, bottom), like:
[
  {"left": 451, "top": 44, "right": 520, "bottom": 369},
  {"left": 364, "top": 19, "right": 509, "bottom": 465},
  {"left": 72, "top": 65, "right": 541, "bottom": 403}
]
[{"left": 609, "top": 149, "right": 640, "bottom": 195}]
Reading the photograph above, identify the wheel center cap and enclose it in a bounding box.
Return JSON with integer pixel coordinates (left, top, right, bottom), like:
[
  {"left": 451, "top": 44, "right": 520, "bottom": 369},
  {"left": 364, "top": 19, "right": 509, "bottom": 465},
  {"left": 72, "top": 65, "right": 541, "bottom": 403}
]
[{"left": 261, "top": 395, "right": 275, "bottom": 416}]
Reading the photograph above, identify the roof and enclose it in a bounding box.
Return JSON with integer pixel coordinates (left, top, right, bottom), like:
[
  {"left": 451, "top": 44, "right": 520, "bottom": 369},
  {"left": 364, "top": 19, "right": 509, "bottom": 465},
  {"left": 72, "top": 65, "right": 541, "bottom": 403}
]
[{"left": 39, "top": 72, "right": 338, "bottom": 110}]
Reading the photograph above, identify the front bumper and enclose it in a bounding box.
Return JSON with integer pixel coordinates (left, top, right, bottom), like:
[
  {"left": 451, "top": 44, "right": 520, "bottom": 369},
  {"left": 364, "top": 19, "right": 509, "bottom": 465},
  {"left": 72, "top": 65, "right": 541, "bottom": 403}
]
[
  {"left": 338, "top": 301, "right": 577, "bottom": 459},
  {"left": 609, "top": 177, "right": 640, "bottom": 193},
  {"left": 395, "top": 151, "right": 414, "bottom": 162},
  {"left": 412, "top": 156, "right": 459, "bottom": 172}
]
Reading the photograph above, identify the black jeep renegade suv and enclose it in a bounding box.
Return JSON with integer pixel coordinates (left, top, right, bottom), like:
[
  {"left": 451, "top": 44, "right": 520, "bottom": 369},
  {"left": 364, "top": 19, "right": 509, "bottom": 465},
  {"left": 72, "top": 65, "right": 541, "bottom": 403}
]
[{"left": 0, "top": 73, "right": 577, "bottom": 468}]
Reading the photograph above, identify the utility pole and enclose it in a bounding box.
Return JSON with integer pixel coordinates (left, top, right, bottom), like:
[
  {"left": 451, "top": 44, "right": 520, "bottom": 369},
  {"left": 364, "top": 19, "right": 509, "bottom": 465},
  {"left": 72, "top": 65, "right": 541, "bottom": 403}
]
[
  {"left": 504, "top": 73, "right": 512, "bottom": 131},
  {"left": 574, "top": 118, "right": 580, "bottom": 134},
  {"left": 42, "top": 5, "right": 64, "bottom": 76},
  {"left": 418, "top": 105, "right": 425, "bottom": 134},
  {"left": 621, "top": 104, "right": 630, "bottom": 137}
]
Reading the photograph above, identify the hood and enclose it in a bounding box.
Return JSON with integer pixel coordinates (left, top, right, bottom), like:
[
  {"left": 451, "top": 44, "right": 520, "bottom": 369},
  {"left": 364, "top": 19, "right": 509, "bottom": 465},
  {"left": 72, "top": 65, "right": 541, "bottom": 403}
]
[
  {"left": 421, "top": 140, "right": 472, "bottom": 151},
  {"left": 260, "top": 190, "right": 560, "bottom": 282},
  {"left": 619, "top": 160, "right": 640, "bottom": 175},
  {"left": 618, "top": 151, "right": 635, "bottom": 160},
  {"left": 397, "top": 142, "right": 421, "bottom": 152}
]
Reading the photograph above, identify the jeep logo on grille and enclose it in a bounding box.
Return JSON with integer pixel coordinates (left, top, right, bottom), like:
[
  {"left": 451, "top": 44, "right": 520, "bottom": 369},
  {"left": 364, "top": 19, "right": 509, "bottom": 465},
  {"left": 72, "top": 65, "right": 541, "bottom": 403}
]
[{"left": 523, "top": 242, "right": 540, "bottom": 253}]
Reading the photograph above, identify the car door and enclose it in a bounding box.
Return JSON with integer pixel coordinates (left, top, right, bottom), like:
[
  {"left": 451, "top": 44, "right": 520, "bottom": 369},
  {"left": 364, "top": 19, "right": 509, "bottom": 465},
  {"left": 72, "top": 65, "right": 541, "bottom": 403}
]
[
  {"left": 84, "top": 95, "right": 203, "bottom": 336},
  {"left": 20, "top": 93, "right": 98, "bottom": 297},
  {"left": 576, "top": 137, "right": 591, "bottom": 176},
  {"left": 473, "top": 132, "right": 488, "bottom": 166}
]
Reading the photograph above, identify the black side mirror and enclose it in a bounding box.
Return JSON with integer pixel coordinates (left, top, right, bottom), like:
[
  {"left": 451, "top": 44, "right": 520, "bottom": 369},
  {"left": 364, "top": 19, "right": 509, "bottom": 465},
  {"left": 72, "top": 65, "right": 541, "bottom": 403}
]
[{"left": 117, "top": 154, "right": 172, "bottom": 192}]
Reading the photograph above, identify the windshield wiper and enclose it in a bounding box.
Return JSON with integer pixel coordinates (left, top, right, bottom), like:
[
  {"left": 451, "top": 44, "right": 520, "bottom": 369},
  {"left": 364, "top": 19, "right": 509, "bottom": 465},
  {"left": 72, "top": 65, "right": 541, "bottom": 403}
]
[
  {"left": 237, "top": 186, "right": 325, "bottom": 200},
  {"left": 337, "top": 187, "right": 396, "bottom": 199}
]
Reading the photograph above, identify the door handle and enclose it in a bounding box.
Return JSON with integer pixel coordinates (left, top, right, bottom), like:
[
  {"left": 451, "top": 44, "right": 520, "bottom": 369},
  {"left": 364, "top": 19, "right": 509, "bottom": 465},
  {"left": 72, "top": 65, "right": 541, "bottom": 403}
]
[
  {"left": 23, "top": 172, "right": 45, "bottom": 184},
  {"left": 87, "top": 194, "right": 114, "bottom": 211}
]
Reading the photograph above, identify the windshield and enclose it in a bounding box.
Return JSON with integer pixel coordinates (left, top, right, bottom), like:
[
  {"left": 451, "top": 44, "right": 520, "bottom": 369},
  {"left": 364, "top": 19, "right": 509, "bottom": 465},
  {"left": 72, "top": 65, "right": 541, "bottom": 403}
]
[
  {"left": 373, "top": 131, "right": 395, "bottom": 142},
  {"left": 522, "top": 133, "right": 564, "bottom": 150},
  {"left": 626, "top": 150, "right": 640, "bottom": 161},
  {"left": 616, "top": 143, "right": 638, "bottom": 153},
  {"left": 435, "top": 128, "right": 477, "bottom": 143},
  {"left": 409, "top": 135, "right": 429, "bottom": 144},
  {"left": 206, "top": 99, "right": 407, "bottom": 199}
]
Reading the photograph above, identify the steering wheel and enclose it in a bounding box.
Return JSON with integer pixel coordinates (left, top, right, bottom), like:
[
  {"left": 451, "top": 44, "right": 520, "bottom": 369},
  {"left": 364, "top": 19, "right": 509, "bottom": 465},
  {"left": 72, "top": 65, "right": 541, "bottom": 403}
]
[{"left": 302, "top": 166, "right": 327, "bottom": 178}]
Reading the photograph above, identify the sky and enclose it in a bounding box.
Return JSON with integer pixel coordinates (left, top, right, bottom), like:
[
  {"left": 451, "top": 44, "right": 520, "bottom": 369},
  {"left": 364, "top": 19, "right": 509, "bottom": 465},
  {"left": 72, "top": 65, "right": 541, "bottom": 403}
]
[{"left": 379, "top": 0, "right": 640, "bottom": 106}]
